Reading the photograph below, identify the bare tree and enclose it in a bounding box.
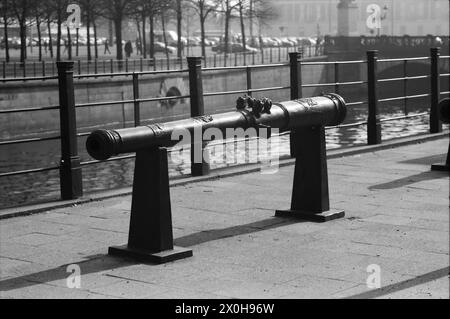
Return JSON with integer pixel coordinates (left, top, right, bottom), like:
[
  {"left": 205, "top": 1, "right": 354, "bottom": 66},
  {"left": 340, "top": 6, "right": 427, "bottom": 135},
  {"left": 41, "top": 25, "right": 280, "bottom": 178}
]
[
  {"left": 219, "top": 0, "right": 239, "bottom": 55},
  {"left": 251, "top": 0, "right": 277, "bottom": 48},
  {"left": 78, "top": 0, "right": 103, "bottom": 60},
  {"left": 100, "top": 0, "right": 133, "bottom": 60},
  {"left": 238, "top": 0, "right": 246, "bottom": 51},
  {"left": 45, "top": 0, "right": 69, "bottom": 61},
  {"left": 31, "top": 2, "right": 47, "bottom": 61},
  {"left": 188, "top": 0, "right": 217, "bottom": 58},
  {"left": 10, "top": 0, "right": 36, "bottom": 62},
  {"left": 176, "top": 0, "right": 182, "bottom": 60},
  {"left": 1, "top": 0, "right": 12, "bottom": 62}
]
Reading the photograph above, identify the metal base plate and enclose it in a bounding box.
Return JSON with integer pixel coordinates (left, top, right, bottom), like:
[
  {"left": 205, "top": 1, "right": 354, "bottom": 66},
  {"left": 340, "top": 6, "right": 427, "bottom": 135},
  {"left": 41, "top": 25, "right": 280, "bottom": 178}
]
[
  {"left": 275, "top": 209, "right": 345, "bottom": 223},
  {"left": 431, "top": 163, "right": 450, "bottom": 172},
  {"left": 109, "top": 245, "right": 193, "bottom": 264}
]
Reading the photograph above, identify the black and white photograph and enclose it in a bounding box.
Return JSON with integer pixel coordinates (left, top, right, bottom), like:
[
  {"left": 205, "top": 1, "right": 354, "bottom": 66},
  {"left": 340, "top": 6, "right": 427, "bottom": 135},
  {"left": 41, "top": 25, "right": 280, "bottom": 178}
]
[{"left": 0, "top": 0, "right": 449, "bottom": 304}]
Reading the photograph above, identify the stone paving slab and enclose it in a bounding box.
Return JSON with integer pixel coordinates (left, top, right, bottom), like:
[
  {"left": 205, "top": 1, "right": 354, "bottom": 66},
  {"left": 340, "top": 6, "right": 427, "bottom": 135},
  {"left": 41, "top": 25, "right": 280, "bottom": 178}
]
[{"left": 0, "top": 138, "right": 449, "bottom": 299}]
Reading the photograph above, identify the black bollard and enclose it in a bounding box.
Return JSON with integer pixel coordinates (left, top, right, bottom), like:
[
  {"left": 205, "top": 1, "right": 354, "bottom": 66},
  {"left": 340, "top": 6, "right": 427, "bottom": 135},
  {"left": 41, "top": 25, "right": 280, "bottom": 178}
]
[{"left": 431, "top": 98, "right": 450, "bottom": 172}]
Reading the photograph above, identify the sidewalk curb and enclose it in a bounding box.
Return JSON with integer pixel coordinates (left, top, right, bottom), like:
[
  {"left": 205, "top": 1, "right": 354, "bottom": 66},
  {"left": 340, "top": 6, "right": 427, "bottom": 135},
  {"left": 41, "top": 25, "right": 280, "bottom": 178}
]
[{"left": 1, "top": 132, "right": 448, "bottom": 220}]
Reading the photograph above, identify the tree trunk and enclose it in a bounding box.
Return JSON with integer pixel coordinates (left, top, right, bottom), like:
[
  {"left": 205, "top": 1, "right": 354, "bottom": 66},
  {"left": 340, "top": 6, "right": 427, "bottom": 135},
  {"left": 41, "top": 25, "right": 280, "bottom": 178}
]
[
  {"left": 149, "top": 14, "right": 154, "bottom": 59},
  {"left": 114, "top": 18, "right": 123, "bottom": 60},
  {"left": 161, "top": 13, "right": 170, "bottom": 63},
  {"left": 47, "top": 18, "right": 54, "bottom": 58},
  {"left": 57, "top": 14, "right": 62, "bottom": 61},
  {"left": 3, "top": 16, "right": 9, "bottom": 62},
  {"left": 36, "top": 18, "right": 42, "bottom": 61},
  {"left": 249, "top": 0, "right": 254, "bottom": 46},
  {"left": 176, "top": 0, "right": 182, "bottom": 59},
  {"left": 19, "top": 21, "right": 27, "bottom": 62},
  {"left": 93, "top": 20, "right": 98, "bottom": 59},
  {"left": 142, "top": 13, "right": 147, "bottom": 58},
  {"left": 224, "top": 11, "right": 230, "bottom": 55},
  {"left": 239, "top": 2, "right": 246, "bottom": 51},
  {"left": 136, "top": 19, "right": 142, "bottom": 56},
  {"left": 76, "top": 28, "right": 79, "bottom": 57},
  {"left": 200, "top": 15, "right": 206, "bottom": 58},
  {"left": 87, "top": 12, "right": 92, "bottom": 61},
  {"left": 67, "top": 27, "right": 72, "bottom": 60}
]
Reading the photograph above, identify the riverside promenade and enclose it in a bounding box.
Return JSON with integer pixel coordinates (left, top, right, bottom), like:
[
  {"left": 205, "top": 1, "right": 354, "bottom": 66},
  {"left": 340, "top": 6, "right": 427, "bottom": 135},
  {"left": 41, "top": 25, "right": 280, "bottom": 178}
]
[{"left": 0, "top": 135, "right": 449, "bottom": 299}]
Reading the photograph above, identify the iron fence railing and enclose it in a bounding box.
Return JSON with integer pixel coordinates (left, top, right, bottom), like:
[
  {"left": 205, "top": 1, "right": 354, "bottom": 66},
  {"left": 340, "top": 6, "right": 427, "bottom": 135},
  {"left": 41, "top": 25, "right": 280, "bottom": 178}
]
[
  {"left": 1, "top": 45, "right": 323, "bottom": 79},
  {"left": 0, "top": 48, "right": 449, "bottom": 204}
]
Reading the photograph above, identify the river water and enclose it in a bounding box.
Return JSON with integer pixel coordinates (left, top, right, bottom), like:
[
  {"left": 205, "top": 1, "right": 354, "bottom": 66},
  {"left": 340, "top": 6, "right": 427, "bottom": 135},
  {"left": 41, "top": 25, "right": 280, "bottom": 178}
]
[{"left": 0, "top": 98, "right": 448, "bottom": 209}]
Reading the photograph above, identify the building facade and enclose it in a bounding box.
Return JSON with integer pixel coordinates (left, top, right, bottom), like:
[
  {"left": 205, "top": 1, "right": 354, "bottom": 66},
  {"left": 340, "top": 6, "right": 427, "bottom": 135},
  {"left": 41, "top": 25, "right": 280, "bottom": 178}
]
[{"left": 265, "top": 0, "right": 449, "bottom": 37}]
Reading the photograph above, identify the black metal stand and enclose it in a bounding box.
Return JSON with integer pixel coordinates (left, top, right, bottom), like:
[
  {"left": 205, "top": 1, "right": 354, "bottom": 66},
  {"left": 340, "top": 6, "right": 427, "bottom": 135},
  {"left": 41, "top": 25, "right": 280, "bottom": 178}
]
[
  {"left": 431, "top": 143, "right": 450, "bottom": 172},
  {"left": 109, "top": 147, "right": 193, "bottom": 264},
  {"left": 276, "top": 126, "right": 345, "bottom": 223}
]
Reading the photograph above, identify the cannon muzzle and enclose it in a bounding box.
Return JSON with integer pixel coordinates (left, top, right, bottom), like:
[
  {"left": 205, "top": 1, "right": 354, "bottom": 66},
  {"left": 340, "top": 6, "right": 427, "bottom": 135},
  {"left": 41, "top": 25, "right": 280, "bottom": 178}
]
[
  {"left": 87, "top": 94, "right": 347, "bottom": 161},
  {"left": 439, "top": 98, "right": 450, "bottom": 124}
]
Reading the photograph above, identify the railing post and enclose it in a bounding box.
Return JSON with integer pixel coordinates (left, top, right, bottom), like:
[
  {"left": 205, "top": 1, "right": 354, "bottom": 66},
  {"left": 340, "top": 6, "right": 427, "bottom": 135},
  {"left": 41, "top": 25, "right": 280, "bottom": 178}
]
[
  {"left": 403, "top": 59, "right": 408, "bottom": 115},
  {"left": 430, "top": 47, "right": 442, "bottom": 133},
  {"left": 334, "top": 62, "right": 340, "bottom": 95},
  {"left": 289, "top": 52, "right": 303, "bottom": 101},
  {"left": 133, "top": 73, "right": 141, "bottom": 127},
  {"left": 289, "top": 52, "right": 303, "bottom": 158},
  {"left": 187, "top": 57, "right": 210, "bottom": 176},
  {"left": 367, "top": 50, "right": 382, "bottom": 145},
  {"left": 246, "top": 66, "right": 252, "bottom": 96},
  {"left": 57, "top": 61, "right": 83, "bottom": 200}
]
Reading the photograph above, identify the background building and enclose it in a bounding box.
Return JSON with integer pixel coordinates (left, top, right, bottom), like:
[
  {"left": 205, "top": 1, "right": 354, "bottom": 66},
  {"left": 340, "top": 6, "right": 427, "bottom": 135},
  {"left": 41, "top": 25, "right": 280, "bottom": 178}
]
[{"left": 265, "top": 0, "right": 449, "bottom": 37}]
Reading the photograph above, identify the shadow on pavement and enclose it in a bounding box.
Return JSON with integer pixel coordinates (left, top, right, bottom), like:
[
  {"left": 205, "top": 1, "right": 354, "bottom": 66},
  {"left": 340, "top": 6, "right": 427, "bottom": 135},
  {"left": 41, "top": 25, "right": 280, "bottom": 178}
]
[
  {"left": 175, "top": 217, "right": 301, "bottom": 247},
  {"left": 369, "top": 171, "right": 447, "bottom": 190},
  {"left": 344, "top": 266, "right": 450, "bottom": 299},
  {"left": 0, "top": 217, "right": 301, "bottom": 292},
  {"left": 400, "top": 154, "right": 446, "bottom": 165}
]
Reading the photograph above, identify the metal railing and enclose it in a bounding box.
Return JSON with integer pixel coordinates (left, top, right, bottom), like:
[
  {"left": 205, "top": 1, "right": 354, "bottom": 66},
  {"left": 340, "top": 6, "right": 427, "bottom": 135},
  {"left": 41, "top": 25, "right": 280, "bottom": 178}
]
[
  {"left": 0, "top": 48, "right": 448, "bottom": 205},
  {"left": 1, "top": 45, "right": 323, "bottom": 79}
]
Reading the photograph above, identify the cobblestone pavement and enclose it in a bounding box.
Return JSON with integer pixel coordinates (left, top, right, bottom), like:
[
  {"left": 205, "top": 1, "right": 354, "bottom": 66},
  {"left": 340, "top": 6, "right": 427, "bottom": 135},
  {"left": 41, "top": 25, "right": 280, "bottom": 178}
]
[{"left": 1, "top": 138, "right": 449, "bottom": 299}]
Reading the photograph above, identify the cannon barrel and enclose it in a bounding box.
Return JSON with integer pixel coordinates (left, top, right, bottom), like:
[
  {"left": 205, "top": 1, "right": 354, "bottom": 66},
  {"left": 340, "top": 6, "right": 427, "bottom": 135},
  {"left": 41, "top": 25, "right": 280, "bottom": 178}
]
[
  {"left": 87, "top": 94, "right": 347, "bottom": 161},
  {"left": 439, "top": 98, "right": 450, "bottom": 124}
]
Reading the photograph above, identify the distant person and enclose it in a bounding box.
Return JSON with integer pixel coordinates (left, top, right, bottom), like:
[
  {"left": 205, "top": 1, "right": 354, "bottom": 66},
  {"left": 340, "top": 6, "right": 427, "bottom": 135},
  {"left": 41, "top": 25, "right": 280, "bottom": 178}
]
[
  {"left": 63, "top": 39, "right": 68, "bottom": 53},
  {"left": 104, "top": 39, "right": 111, "bottom": 55},
  {"left": 135, "top": 39, "right": 142, "bottom": 55},
  {"left": 43, "top": 40, "right": 48, "bottom": 54},
  {"left": 125, "top": 40, "right": 133, "bottom": 58}
]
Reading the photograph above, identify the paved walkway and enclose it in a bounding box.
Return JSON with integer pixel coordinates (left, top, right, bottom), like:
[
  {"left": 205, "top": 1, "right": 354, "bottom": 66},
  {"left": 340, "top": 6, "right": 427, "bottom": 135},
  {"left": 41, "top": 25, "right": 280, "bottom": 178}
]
[{"left": 1, "top": 138, "right": 449, "bottom": 299}]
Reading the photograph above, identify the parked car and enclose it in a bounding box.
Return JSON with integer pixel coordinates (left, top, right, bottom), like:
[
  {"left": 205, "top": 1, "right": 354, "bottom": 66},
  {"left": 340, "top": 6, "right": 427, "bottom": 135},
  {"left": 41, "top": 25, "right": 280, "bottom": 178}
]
[
  {"left": 270, "top": 37, "right": 283, "bottom": 47},
  {"left": 260, "top": 37, "right": 277, "bottom": 47},
  {"left": 187, "top": 36, "right": 201, "bottom": 46},
  {"left": 297, "top": 37, "right": 316, "bottom": 46},
  {"left": 212, "top": 42, "right": 258, "bottom": 53},
  {"left": 149, "top": 41, "right": 176, "bottom": 54},
  {"left": 0, "top": 37, "right": 21, "bottom": 49}
]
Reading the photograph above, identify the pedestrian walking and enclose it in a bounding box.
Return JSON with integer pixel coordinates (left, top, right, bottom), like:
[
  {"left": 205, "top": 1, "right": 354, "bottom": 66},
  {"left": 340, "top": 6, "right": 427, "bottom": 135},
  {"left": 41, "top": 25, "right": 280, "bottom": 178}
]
[
  {"left": 104, "top": 39, "right": 111, "bottom": 55},
  {"left": 125, "top": 40, "right": 133, "bottom": 58}
]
